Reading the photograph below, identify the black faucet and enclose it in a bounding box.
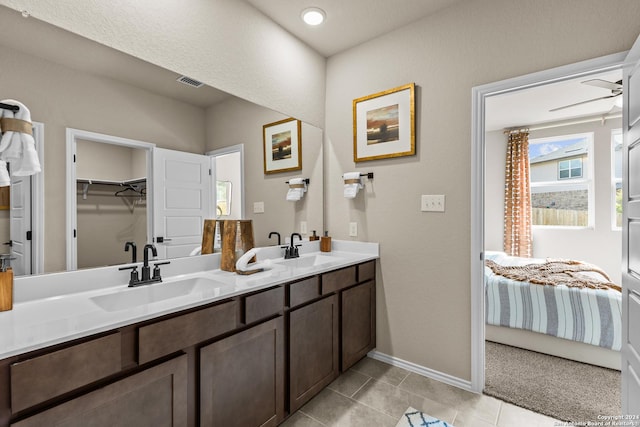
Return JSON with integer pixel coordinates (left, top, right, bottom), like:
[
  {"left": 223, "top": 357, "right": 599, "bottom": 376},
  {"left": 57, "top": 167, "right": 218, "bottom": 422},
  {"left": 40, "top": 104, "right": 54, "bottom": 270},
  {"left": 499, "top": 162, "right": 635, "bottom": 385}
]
[
  {"left": 142, "top": 244, "right": 158, "bottom": 282},
  {"left": 285, "top": 233, "right": 302, "bottom": 259},
  {"left": 124, "top": 241, "right": 137, "bottom": 263},
  {"left": 119, "top": 243, "right": 169, "bottom": 287},
  {"left": 268, "top": 231, "right": 281, "bottom": 246}
]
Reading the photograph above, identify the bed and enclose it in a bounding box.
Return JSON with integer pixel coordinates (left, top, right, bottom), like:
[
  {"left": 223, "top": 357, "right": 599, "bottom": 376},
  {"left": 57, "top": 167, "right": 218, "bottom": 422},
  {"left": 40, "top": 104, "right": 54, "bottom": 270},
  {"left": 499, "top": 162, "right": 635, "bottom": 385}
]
[{"left": 484, "top": 251, "right": 622, "bottom": 369}]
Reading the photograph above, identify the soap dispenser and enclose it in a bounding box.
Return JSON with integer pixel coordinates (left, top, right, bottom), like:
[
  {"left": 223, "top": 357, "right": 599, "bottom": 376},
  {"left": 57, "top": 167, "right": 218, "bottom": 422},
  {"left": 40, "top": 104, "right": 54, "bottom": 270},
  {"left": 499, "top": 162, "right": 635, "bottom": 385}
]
[
  {"left": 309, "top": 230, "right": 319, "bottom": 241},
  {"left": 320, "top": 231, "right": 331, "bottom": 252},
  {"left": 0, "top": 255, "right": 14, "bottom": 312}
]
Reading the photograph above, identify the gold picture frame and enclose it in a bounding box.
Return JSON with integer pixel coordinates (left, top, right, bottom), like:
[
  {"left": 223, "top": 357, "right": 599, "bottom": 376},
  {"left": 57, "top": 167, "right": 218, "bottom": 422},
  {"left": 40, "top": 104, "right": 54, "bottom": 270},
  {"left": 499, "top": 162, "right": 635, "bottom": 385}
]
[
  {"left": 352, "top": 83, "right": 415, "bottom": 162},
  {"left": 263, "top": 117, "right": 302, "bottom": 174}
]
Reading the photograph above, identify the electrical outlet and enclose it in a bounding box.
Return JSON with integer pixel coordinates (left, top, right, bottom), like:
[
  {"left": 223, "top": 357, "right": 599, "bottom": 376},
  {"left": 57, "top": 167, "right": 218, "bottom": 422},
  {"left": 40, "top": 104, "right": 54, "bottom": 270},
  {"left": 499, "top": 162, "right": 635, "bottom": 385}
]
[
  {"left": 349, "top": 222, "right": 358, "bottom": 237},
  {"left": 253, "top": 201, "right": 264, "bottom": 214},
  {"left": 421, "top": 195, "right": 445, "bottom": 212},
  {"left": 300, "top": 221, "right": 308, "bottom": 235}
]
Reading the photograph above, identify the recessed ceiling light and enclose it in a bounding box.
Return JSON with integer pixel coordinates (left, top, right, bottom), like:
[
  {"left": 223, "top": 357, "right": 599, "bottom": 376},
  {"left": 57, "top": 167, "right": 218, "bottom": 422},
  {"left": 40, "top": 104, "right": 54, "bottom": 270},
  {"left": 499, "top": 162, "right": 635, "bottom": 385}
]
[{"left": 301, "top": 7, "right": 326, "bottom": 26}]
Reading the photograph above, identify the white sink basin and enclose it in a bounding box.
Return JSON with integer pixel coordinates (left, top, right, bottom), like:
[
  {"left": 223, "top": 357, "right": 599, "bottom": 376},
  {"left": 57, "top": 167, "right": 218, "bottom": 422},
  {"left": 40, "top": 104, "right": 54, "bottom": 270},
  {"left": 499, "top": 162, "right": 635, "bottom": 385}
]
[
  {"left": 274, "top": 254, "right": 339, "bottom": 269},
  {"left": 90, "top": 277, "right": 221, "bottom": 312}
]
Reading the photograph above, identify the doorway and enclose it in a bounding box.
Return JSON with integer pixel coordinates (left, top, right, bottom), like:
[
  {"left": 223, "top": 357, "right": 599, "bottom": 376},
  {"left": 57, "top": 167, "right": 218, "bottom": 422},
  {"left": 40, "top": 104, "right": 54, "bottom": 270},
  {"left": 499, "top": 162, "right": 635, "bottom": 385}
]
[
  {"left": 207, "top": 144, "right": 245, "bottom": 251},
  {"left": 470, "top": 52, "right": 627, "bottom": 393},
  {"left": 66, "top": 128, "right": 154, "bottom": 271}
]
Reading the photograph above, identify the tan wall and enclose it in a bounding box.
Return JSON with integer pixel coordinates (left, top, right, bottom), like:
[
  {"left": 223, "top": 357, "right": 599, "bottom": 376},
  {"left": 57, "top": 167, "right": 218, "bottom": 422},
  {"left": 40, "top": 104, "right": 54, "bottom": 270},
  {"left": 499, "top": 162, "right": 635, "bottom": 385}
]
[
  {"left": 77, "top": 184, "right": 147, "bottom": 269},
  {"left": 486, "top": 118, "right": 623, "bottom": 284},
  {"left": 205, "top": 97, "right": 324, "bottom": 247},
  {"left": 324, "top": 0, "right": 640, "bottom": 381},
  {"left": 0, "top": 43, "right": 206, "bottom": 273}
]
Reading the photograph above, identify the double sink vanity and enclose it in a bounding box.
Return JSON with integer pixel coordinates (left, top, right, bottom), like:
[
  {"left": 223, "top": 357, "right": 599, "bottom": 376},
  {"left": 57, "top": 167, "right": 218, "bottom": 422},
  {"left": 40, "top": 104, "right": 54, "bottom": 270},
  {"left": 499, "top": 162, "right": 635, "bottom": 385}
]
[{"left": 0, "top": 240, "right": 378, "bottom": 426}]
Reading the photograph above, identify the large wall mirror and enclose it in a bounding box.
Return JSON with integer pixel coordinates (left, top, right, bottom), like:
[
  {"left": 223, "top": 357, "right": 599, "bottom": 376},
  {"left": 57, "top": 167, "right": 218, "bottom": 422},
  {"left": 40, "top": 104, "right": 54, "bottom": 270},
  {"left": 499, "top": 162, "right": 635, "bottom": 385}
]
[{"left": 0, "top": 6, "right": 324, "bottom": 276}]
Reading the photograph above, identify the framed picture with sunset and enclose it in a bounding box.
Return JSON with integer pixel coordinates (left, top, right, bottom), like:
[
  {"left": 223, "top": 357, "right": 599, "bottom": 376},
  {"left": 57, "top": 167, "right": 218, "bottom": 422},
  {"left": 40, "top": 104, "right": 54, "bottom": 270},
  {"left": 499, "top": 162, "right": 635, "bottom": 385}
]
[
  {"left": 352, "top": 83, "right": 415, "bottom": 162},
  {"left": 263, "top": 117, "right": 302, "bottom": 174}
]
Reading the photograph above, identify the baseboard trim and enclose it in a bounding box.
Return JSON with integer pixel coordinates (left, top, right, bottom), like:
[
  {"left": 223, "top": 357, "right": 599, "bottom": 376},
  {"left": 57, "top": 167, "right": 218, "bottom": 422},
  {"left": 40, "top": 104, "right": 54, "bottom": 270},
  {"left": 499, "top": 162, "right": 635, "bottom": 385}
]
[{"left": 367, "top": 350, "right": 473, "bottom": 393}]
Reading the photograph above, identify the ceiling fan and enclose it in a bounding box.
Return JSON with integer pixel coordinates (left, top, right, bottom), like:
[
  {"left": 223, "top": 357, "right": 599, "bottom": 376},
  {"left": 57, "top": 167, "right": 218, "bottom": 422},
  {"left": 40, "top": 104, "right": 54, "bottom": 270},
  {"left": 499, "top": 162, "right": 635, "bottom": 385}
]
[{"left": 549, "top": 79, "right": 623, "bottom": 112}]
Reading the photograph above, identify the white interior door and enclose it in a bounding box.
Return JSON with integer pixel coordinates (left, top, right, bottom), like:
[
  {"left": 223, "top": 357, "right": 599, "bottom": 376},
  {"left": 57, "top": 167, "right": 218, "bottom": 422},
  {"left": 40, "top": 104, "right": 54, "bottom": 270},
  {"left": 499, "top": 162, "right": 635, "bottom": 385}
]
[
  {"left": 9, "top": 172, "right": 31, "bottom": 276},
  {"left": 153, "top": 148, "right": 211, "bottom": 259},
  {"left": 622, "top": 33, "right": 640, "bottom": 415}
]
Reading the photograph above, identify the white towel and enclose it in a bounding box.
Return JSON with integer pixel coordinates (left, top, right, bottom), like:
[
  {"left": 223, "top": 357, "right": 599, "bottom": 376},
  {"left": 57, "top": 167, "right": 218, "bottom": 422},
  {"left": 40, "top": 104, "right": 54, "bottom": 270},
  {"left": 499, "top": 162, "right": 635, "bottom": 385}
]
[
  {"left": 286, "top": 178, "right": 307, "bottom": 202},
  {"left": 343, "top": 172, "right": 363, "bottom": 199},
  {"left": 0, "top": 100, "right": 41, "bottom": 181}
]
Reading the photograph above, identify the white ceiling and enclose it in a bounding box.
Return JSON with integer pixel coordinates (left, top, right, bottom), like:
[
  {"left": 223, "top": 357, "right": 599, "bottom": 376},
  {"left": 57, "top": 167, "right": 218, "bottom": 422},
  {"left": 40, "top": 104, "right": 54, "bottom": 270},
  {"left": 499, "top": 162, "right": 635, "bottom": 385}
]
[
  {"left": 244, "top": 0, "right": 466, "bottom": 57},
  {"left": 485, "top": 69, "right": 623, "bottom": 132}
]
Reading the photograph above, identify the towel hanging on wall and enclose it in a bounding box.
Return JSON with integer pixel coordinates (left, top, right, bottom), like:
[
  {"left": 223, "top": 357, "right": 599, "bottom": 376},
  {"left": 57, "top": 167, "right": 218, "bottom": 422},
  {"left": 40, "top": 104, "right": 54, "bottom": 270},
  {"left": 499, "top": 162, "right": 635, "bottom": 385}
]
[
  {"left": 0, "top": 99, "right": 41, "bottom": 187},
  {"left": 286, "top": 177, "right": 307, "bottom": 202},
  {"left": 343, "top": 172, "right": 363, "bottom": 199}
]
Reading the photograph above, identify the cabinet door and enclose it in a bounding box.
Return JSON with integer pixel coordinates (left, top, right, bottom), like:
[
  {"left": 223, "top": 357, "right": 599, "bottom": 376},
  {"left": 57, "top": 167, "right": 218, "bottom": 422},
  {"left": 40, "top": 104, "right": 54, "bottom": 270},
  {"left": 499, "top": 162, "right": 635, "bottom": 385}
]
[
  {"left": 200, "top": 317, "right": 284, "bottom": 427},
  {"left": 342, "top": 280, "right": 376, "bottom": 371},
  {"left": 289, "top": 294, "right": 339, "bottom": 413},
  {"left": 11, "top": 355, "right": 188, "bottom": 427}
]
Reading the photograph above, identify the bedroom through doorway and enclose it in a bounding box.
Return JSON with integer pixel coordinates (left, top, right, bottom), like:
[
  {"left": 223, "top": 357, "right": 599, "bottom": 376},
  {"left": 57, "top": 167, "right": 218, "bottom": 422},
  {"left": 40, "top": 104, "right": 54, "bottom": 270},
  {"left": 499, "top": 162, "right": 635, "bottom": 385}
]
[{"left": 481, "top": 67, "right": 623, "bottom": 422}]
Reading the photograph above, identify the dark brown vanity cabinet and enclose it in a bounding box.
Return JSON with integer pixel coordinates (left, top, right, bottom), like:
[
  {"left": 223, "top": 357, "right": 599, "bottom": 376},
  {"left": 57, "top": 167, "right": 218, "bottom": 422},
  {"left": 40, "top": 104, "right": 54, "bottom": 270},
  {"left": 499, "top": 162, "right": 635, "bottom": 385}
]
[
  {"left": 341, "top": 280, "right": 376, "bottom": 371},
  {"left": 289, "top": 294, "right": 339, "bottom": 413},
  {"left": 11, "top": 355, "right": 188, "bottom": 427},
  {"left": 200, "top": 317, "right": 284, "bottom": 427},
  {"left": 0, "top": 260, "right": 376, "bottom": 426}
]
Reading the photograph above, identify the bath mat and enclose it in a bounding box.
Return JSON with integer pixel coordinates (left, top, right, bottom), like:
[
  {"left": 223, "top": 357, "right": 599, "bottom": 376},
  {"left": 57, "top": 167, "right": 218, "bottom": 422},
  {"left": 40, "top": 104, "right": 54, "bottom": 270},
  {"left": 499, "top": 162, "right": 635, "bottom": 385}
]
[{"left": 395, "top": 407, "right": 454, "bottom": 427}]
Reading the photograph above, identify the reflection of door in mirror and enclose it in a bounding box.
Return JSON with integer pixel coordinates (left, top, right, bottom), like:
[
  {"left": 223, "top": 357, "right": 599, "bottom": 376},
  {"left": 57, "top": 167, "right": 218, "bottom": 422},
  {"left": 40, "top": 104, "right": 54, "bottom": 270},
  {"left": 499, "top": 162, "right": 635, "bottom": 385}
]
[
  {"left": 75, "top": 139, "right": 149, "bottom": 270},
  {"left": 4, "top": 122, "right": 44, "bottom": 277}
]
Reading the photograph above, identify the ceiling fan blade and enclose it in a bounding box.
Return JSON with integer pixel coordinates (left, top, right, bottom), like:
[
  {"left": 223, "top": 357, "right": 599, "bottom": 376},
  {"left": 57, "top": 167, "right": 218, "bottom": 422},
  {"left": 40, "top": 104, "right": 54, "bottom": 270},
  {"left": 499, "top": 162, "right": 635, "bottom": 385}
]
[
  {"left": 582, "top": 79, "right": 623, "bottom": 91},
  {"left": 549, "top": 95, "right": 617, "bottom": 112}
]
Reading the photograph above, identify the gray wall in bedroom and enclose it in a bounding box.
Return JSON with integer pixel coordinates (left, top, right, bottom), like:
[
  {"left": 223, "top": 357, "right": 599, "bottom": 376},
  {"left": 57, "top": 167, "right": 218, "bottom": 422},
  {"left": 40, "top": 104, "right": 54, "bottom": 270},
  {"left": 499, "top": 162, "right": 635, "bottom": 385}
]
[{"left": 486, "top": 118, "right": 622, "bottom": 285}]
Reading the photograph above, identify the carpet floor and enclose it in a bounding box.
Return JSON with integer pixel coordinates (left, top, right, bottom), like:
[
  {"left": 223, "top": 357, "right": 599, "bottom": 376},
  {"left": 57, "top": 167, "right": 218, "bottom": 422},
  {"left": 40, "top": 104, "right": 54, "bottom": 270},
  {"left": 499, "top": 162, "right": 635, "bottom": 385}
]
[{"left": 484, "top": 341, "right": 621, "bottom": 423}]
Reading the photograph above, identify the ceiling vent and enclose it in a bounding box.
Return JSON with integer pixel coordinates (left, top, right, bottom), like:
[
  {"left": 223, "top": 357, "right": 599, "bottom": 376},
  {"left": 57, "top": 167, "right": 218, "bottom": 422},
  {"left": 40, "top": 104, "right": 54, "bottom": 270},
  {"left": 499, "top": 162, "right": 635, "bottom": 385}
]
[{"left": 176, "top": 75, "right": 204, "bottom": 88}]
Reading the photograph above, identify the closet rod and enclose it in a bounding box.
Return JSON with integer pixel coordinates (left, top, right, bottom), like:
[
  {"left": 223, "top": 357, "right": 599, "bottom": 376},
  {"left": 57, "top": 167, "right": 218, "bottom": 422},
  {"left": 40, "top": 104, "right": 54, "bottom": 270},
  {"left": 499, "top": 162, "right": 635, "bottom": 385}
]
[{"left": 0, "top": 103, "right": 19, "bottom": 112}]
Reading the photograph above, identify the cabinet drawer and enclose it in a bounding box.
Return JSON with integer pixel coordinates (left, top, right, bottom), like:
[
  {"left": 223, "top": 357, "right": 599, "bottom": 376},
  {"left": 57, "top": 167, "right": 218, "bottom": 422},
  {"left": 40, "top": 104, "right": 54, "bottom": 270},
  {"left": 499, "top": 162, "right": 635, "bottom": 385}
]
[
  {"left": 10, "top": 333, "right": 122, "bottom": 413},
  {"left": 12, "top": 354, "right": 188, "bottom": 427},
  {"left": 243, "top": 286, "right": 284, "bottom": 324},
  {"left": 358, "top": 261, "right": 376, "bottom": 282},
  {"left": 289, "top": 276, "right": 320, "bottom": 308},
  {"left": 138, "top": 300, "right": 238, "bottom": 364},
  {"left": 321, "top": 266, "right": 356, "bottom": 294}
]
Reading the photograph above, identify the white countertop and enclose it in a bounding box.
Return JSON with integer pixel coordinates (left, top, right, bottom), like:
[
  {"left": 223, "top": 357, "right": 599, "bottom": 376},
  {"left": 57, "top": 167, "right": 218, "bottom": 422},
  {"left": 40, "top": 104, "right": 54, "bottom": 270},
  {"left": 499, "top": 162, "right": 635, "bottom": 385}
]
[{"left": 0, "top": 240, "right": 378, "bottom": 360}]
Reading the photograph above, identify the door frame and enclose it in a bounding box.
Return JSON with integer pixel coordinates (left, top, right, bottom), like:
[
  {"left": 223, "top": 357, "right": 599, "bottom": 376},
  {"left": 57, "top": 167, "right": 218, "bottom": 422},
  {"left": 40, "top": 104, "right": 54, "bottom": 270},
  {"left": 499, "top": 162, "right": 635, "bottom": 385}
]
[
  {"left": 470, "top": 52, "right": 627, "bottom": 393},
  {"left": 206, "top": 144, "right": 245, "bottom": 219},
  {"left": 65, "top": 128, "right": 155, "bottom": 271}
]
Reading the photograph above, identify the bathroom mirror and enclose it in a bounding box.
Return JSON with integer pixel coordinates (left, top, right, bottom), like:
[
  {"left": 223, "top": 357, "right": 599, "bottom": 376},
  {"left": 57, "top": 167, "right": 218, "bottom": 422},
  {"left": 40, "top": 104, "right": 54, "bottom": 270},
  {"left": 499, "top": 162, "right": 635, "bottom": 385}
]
[{"left": 0, "top": 6, "right": 324, "bottom": 276}]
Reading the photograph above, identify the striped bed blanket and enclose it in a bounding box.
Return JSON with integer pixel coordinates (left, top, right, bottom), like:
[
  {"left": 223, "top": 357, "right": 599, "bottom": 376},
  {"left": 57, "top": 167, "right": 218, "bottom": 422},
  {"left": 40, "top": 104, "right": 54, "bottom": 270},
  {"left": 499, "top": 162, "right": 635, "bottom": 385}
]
[{"left": 485, "top": 251, "right": 621, "bottom": 351}]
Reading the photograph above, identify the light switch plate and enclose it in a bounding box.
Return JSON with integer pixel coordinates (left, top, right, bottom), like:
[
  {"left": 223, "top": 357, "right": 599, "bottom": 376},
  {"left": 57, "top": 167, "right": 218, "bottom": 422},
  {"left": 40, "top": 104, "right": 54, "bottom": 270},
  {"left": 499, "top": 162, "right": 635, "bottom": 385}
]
[
  {"left": 421, "top": 195, "right": 445, "bottom": 212},
  {"left": 300, "top": 221, "right": 308, "bottom": 235},
  {"left": 349, "top": 222, "right": 358, "bottom": 237},
  {"left": 253, "top": 201, "right": 265, "bottom": 214}
]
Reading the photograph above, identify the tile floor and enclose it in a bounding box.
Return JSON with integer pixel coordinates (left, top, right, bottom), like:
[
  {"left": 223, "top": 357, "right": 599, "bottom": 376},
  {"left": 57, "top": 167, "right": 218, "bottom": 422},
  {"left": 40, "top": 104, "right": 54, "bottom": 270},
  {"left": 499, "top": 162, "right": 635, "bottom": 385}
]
[{"left": 281, "top": 356, "right": 560, "bottom": 427}]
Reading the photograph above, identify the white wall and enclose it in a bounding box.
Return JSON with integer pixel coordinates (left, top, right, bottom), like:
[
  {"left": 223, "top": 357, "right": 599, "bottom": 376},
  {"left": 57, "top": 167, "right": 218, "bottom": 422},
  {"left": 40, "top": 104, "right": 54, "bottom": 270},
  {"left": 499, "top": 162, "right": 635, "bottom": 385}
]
[
  {"left": 324, "top": 0, "right": 640, "bottom": 381},
  {"left": 486, "top": 119, "right": 623, "bottom": 284},
  {"left": 0, "top": 0, "right": 326, "bottom": 127}
]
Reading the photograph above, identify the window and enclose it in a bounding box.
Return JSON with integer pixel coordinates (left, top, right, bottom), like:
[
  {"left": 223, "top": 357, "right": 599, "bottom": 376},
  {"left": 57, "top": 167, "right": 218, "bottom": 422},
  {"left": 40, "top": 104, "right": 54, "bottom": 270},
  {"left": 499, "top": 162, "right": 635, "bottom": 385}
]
[
  {"left": 529, "top": 133, "right": 593, "bottom": 227},
  {"left": 612, "top": 129, "right": 622, "bottom": 229},
  {"left": 216, "top": 181, "right": 232, "bottom": 216},
  {"left": 558, "top": 158, "right": 582, "bottom": 179}
]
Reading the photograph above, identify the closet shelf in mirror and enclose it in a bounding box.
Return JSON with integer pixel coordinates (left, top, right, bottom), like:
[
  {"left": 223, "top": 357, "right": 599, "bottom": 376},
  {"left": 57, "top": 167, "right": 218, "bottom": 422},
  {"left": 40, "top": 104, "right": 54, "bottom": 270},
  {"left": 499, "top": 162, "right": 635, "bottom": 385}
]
[{"left": 77, "top": 177, "right": 147, "bottom": 200}]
